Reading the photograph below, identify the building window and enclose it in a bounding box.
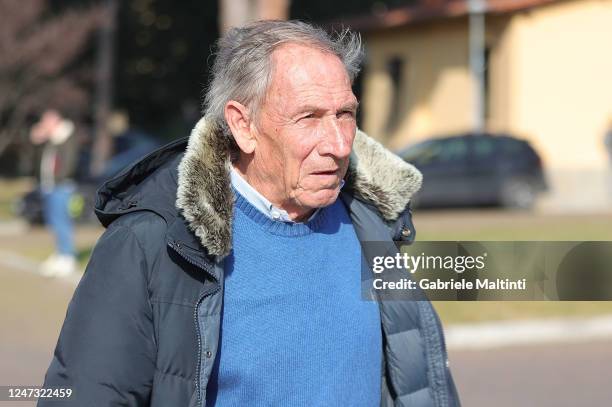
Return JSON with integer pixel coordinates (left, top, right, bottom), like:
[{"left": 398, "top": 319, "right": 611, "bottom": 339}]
[
  {"left": 386, "top": 56, "right": 405, "bottom": 132},
  {"left": 484, "top": 47, "right": 491, "bottom": 119}
]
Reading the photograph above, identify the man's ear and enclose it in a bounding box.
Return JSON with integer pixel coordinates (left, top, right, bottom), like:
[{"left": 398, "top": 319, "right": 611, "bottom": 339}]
[{"left": 225, "top": 101, "right": 256, "bottom": 154}]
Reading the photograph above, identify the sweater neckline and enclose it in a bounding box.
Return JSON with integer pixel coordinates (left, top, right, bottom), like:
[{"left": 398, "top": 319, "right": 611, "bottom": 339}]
[{"left": 233, "top": 190, "right": 329, "bottom": 237}]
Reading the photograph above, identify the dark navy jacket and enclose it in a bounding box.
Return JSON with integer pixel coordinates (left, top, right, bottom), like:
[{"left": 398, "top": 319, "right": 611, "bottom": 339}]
[{"left": 40, "top": 119, "right": 460, "bottom": 407}]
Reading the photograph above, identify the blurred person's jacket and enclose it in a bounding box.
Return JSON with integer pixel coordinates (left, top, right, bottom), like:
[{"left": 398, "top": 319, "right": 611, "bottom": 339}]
[
  {"left": 39, "top": 118, "right": 461, "bottom": 407},
  {"left": 605, "top": 127, "right": 612, "bottom": 162},
  {"left": 34, "top": 119, "right": 79, "bottom": 191}
]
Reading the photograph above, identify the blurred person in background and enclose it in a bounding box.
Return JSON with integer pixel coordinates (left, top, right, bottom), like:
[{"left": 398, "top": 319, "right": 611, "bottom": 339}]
[
  {"left": 605, "top": 116, "right": 612, "bottom": 166},
  {"left": 97, "top": 110, "right": 160, "bottom": 182},
  {"left": 605, "top": 116, "right": 612, "bottom": 200},
  {"left": 30, "top": 109, "right": 79, "bottom": 277}
]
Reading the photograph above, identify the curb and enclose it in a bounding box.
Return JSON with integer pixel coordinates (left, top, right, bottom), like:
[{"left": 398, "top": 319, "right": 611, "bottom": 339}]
[
  {"left": 0, "top": 250, "right": 82, "bottom": 286},
  {"left": 445, "top": 315, "right": 612, "bottom": 350}
]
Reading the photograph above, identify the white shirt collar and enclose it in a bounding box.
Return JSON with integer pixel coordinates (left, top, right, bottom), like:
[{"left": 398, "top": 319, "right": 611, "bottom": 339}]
[{"left": 50, "top": 120, "right": 75, "bottom": 145}]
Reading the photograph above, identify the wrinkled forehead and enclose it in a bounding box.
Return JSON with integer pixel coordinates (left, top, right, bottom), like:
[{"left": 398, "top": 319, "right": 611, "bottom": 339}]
[{"left": 266, "top": 44, "right": 355, "bottom": 111}]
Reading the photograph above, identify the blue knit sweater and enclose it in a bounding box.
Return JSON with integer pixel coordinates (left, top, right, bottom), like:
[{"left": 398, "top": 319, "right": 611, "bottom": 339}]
[{"left": 205, "top": 191, "right": 382, "bottom": 406}]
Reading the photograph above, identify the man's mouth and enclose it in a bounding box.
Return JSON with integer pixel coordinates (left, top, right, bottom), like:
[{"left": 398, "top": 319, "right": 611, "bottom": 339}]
[{"left": 312, "top": 170, "right": 338, "bottom": 176}]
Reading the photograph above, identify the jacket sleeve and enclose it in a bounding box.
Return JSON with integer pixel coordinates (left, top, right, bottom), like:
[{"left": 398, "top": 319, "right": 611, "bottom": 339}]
[
  {"left": 39, "top": 224, "right": 157, "bottom": 407},
  {"left": 56, "top": 133, "right": 80, "bottom": 183}
]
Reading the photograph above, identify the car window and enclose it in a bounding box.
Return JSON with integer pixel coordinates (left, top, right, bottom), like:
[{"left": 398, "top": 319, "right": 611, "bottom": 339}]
[
  {"left": 499, "top": 138, "right": 524, "bottom": 155},
  {"left": 438, "top": 138, "right": 468, "bottom": 162},
  {"left": 473, "top": 137, "right": 496, "bottom": 158},
  {"left": 402, "top": 138, "right": 468, "bottom": 165},
  {"left": 401, "top": 140, "right": 436, "bottom": 162}
]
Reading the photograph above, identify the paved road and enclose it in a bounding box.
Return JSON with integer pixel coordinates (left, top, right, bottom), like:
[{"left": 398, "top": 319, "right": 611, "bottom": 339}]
[
  {"left": 0, "top": 266, "right": 75, "bottom": 407},
  {"left": 1, "top": 230, "right": 612, "bottom": 406},
  {"left": 450, "top": 340, "right": 612, "bottom": 406},
  {"left": 0, "top": 223, "right": 101, "bottom": 407}
]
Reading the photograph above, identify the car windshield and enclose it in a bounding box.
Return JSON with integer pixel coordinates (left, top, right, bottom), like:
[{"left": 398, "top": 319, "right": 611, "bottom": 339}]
[
  {"left": 401, "top": 140, "right": 437, "bottom": 162},
  {"left": 401, "top": 138, "right": 468, "bottom": 164}
]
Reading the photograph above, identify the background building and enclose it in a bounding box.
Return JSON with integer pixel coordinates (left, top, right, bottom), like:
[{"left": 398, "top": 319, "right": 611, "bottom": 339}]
[{"left": 353, "top": 0, "right": 612, "bottom": 210}]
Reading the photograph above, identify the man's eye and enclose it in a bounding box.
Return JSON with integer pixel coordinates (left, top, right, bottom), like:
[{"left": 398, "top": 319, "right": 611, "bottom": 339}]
[
  {"left": 338, "top": 111, "right": 355, "bottom": 119},
  {"left": 297, "top": 113, "right": 316, "bottom": 122}
]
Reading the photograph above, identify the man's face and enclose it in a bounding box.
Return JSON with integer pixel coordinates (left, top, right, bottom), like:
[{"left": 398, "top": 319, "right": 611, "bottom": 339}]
[
  {"left": 30, "top": 110, "right": 62, "bottom": 144},
  {"left": 247, "top": 44, "right": 358, "bottom": 216}
]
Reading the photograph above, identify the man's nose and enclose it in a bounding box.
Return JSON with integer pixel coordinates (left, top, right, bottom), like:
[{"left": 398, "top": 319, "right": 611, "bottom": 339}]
[{"left": 318, "top": 117, "right": 353, "bottom": 158}]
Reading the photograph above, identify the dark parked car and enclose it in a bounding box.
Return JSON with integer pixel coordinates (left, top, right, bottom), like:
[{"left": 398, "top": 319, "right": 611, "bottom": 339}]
[
  {"left": 16, "top": 131, "right": 162, "bottom": 225},
  {"left": 398, "top": 133, "right": 548, "bottom": 209}
]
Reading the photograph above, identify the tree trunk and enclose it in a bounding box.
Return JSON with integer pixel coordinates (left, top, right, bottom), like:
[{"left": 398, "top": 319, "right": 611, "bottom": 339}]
[
  {"left": 219, "top": 0, "right": 289, "bottom": 35},
  {"left": 90, "top": 0, "right": 118, "bottom": 177}
]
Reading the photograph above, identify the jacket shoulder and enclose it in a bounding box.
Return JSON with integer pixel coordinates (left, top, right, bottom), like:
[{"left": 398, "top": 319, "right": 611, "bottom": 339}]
[
  {"left": 106, "top": 210, "right": 169, "bottom": 243},
  {"left": 101, "top": 210, "right": 170, "bottom": 279}
]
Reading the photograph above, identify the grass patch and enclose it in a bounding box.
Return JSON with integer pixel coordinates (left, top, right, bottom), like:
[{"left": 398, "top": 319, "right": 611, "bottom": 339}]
[
  {"left": 77, "top": 247, "right": 93, "bottom": 269},
  {"left": 415, "top": 209, "right": 612, "bottom": 324},
  {"left": 0, "top": 177, "right": 34, "bottom": 220},
  {"left": 13, "top": 204, "right": 612, "bottom": 325},
  {"left": 0, "top": 200, "right": 14, "bottom": 220}
]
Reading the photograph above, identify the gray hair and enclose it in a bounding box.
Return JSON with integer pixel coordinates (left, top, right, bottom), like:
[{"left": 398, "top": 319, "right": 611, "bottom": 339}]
[{"left": 203, "top": 20, "right": 364, "bottom": 138}]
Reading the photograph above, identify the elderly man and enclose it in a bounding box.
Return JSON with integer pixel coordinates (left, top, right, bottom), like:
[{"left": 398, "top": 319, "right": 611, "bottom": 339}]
[{"left": 41, "top": 20, "right": 460, "bottom": 407}]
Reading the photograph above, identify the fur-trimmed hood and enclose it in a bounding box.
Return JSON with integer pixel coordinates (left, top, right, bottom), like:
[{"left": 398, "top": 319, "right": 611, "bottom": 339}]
[{"left": 176, "top": 117, "right": 422, "bottom": 258}]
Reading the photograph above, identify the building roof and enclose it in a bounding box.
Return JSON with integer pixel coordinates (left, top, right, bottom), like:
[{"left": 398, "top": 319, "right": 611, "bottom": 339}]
[{"left": 336, "top": 0, "right": 559, "bottom": 32}]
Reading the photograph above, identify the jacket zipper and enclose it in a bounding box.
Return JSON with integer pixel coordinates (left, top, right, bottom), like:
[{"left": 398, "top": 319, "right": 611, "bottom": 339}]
[
  {"left": 167, "top": 240, "right": 220, "bottom": 407},
  {"left": 428, "top": 303, "right": 453, "bottom": 406},
  {"left": 434, "top": 309, "right": 457, "bottom": 406}
]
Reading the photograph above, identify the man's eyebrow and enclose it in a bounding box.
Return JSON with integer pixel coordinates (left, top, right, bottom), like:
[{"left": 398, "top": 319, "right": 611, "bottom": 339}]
[
  {"left": 339, "top": 101, "right": 359, "bottom": 112},
  {"left": 293, "top": 101, "right": 360, "bottom": 116},
  {"left": 294, "top": 105, "right": 321, "bottom": 114}
]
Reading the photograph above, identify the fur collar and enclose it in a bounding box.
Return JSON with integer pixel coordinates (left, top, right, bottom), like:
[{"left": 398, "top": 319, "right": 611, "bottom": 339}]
[{"left": 176, "top": 117, "right": 422, "bottom": 258}]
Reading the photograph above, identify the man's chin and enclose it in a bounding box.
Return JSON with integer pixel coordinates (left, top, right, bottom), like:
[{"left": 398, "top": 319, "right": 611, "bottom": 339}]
[{"left": 301, "top": 187, "right": 342, "bottom": 209}]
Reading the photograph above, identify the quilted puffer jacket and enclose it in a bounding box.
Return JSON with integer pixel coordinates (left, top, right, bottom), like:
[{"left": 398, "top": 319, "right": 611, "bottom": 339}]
[{"left": 40, "top": 118, "right": 461, "bottom": 407}]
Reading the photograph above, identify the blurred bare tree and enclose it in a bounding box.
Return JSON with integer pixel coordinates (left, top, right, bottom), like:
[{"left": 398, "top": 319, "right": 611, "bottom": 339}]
[
  {"left": 0, "top": 0, "right": 106, "bottom": 157},
  {"left": 220, "top": 0, "right": 290, "bottom": 34}
]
